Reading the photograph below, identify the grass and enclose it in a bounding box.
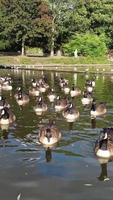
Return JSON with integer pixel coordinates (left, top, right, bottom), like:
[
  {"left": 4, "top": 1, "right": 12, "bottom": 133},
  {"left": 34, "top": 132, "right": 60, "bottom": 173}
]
[
  {"left": 0, "top": 55, "right": 113, "bottom": 73},
  {"left": 0, "top": 55, "right": 112, "bottom": 65}
]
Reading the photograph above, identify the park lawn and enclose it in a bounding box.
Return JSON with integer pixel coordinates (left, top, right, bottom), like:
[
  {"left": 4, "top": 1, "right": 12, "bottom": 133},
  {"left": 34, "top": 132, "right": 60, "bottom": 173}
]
[{"left": 0, "top": 55, "right": 112, "bottom": 65}]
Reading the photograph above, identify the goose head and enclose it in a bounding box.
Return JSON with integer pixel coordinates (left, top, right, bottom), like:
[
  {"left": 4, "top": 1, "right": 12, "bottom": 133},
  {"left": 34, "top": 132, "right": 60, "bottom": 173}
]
[{"left": 45, "top": 128, "right": 52, "bottom": 143}]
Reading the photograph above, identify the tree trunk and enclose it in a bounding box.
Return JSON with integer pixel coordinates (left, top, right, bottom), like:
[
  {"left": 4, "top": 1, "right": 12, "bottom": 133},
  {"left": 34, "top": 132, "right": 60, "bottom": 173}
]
[
  {"left": 21, "top": 38, "right": 25, "bottom": 56},
  {"left": 50, "top": 18, "right": 55, "bottom": 57},
  {"left": 50, "top": 48, "right": 54, "bottom": 57}
]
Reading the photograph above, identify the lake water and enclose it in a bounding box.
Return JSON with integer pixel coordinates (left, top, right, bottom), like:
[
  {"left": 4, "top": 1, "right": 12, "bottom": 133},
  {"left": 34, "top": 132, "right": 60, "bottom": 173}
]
[{"left": 0, "top": 69, "right": 113, "bottom": 200}]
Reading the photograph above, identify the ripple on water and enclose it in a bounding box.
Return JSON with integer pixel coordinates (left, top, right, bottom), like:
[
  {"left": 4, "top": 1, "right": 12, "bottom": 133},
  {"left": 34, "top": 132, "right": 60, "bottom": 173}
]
[{"left": 1, "top": 71, "right": 113, "bottom": 199}]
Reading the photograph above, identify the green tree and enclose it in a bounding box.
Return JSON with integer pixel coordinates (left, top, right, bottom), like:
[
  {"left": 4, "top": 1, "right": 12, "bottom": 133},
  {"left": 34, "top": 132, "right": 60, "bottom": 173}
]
[
  {"left": 85, "top": 0, "right": 113, "bottom": 47},
  {"left": 0, "top": 0, "right": 52, "bottom": 55},
  {"left": 63, "top": 33, "right": 107, "bottom": 57},
  {"left": 46, "top": 0, "right": 78, "bottom": 56}
]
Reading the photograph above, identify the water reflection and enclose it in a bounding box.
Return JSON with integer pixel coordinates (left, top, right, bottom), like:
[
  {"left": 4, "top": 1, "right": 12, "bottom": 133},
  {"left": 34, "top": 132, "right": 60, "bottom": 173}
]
[
  {"left": 91, "top": 118, "right": 96, "bottom": 129},
  {"left": 0, "top": 128, "right": 9, "bottom": 140},
  {"left": 68, "top": 122, "right": 74, "bottom": 130},
  {"left": 45, "top": 147, "right": 52, "bottom": 162},
  {"left": 1, "top": 69, "right": 113, "bottom": 198},
  {"left": 97, "top": 158, "right": 111, "bottom": 181}
]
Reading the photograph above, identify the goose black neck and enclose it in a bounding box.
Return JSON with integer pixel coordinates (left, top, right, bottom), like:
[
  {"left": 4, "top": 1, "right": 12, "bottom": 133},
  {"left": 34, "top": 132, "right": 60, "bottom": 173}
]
[
  {"left": 99, "top": 139, "right": 108, "bottom": 150},
  {"left": 91, "top": 103, "right": 96, "bottom": 111}
]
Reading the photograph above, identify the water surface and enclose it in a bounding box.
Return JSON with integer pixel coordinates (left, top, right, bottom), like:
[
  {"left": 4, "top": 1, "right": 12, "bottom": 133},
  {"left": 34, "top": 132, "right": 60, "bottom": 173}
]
[{"left": 0, "top": 69, "right": 113, "bottom": 200}]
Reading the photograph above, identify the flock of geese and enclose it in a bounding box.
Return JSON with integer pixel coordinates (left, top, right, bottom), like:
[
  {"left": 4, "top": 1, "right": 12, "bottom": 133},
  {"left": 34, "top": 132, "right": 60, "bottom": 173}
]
[{"left": 0, "top": 74, "right": 113, "bottom": 164}]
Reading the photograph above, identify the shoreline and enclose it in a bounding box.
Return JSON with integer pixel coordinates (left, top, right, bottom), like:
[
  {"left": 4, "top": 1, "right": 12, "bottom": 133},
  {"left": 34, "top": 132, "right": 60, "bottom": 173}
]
[{"left": 0, "top": 63, "right": 113, "bottom": 74}]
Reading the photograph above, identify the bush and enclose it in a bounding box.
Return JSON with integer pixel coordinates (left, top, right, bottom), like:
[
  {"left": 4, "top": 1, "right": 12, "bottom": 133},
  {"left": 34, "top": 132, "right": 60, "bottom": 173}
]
[
  {"left": 63, "top": 33, "right": 108, "bottom": 57},
  {"left": 26, "top": 47, "right": 43, "bottom": 56}
]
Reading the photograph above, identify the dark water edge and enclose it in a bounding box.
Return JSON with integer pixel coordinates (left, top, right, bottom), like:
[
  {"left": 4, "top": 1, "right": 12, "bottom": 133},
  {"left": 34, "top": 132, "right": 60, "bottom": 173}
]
[
  {"left": 0, "top": 69, "right": 113, "bottom": 199},
  {"left": 1, "top": 64, "right": 113, "bottom": 74}
]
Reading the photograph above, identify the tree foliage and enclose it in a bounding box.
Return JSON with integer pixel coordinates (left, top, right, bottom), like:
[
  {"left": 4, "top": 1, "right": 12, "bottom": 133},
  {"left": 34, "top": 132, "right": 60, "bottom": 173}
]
[
  {"left": 63, "top": 33, "right": 107, "bottom": 57},
  {"left": 0, "top": 0, "right": 52, "bottom": 54},
  {"left": 0, "top": 0, "right": 113, "bottom": 56}
]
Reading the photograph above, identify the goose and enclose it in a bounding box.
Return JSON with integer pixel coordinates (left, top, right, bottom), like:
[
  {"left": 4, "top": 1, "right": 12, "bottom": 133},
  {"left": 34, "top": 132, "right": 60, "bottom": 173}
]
[
  {"left": 33, "top": 96, "right": 47, "bottom": 115},
  {"left": 38, "top": 76, "right": 49, "bottom": 93},
  {"left": 59, "top": 77, "right": 68, "bottom": 89},
  {"left": 70, "top": 85, "right": 81, "bottom": 97},
  {"left": 2, "top": 78, "right": 12, "bottom": 91},
  {"left": 31, "top": 78, "right": 37, "bottom": 87},
  {"left": 86, "top": 85, "right": 93, "bottom": 93},
  {"left": 0, "top": 107, "right": 16, "bottom": 125},
  {"left": 81, "top": 92, "right": 92, "bottom": 106},
  {"left": 94, "top": 128, "right": 113, "bottom": 159},
  {"left": 86, "top": 78, "right": 96, "bottom": 88},
  {"left": 62, "top": 83, "right": 70, "bottom": 95},
  {"left": 29, "top": 86, "right": 40, "bottom": 97},
  {"left": 0, "top": 108, "right": 10, "bottom": 125},
  {"left": 85, "top": 80, "right": 93, "bottom": 93},
  {"left": 38, "top": 83, "right": 47, "bottom": 93},
  {"left": 90, "top": 100, "right": 107, "bottom": 118},
  {"left": 63, "top": 103, "right": 79, "bottom": 122},
  {"left": 55, "top": 96, "right": 68, "bottom": 112},
  {"left": 47, "top": 89, "right": 56, "bottom": 102},
  {"left": 15, "top": 87, "right": 29, "bottom": 106},
  {"left": 38, "top": 121, "right": 61, "bottom": 147},
  {"left": 0, "top": 96, "right": 10, "bottom": 110}
]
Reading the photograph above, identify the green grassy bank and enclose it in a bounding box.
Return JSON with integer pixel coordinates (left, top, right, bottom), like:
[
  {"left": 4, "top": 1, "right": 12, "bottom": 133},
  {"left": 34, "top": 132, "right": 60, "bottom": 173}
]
[
  {"left": 1, "top": 55, "right": 113, "bottom": 74},
  {"left": 0, "top": 55, "right": 112, "bottom": 65}
]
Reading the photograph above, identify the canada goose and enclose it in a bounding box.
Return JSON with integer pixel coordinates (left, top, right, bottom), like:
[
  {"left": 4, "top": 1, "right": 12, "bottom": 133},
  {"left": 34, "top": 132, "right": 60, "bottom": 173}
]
[
  {"left": 86, "top": 85, "right": 93, "bottom": 93},
  {"left": 55, "top": 96, "right": 68, "bottom": 112},
  {"left": 86, "top": 79, "right": 95, "bottom": 87},
  {"left": 31, "top": 78, "right": 37, "bottom": 87},
  {"left": 0, "top": 96, "right": 10, "bottom": 110},
  {"left": 81, "top": 92, "right": 92, "bottom": 106},
  {"left": 90, "top": 100, "right": 107, "bottom": 118},
  {"left": 63, "top": 103, "right": 79, "bottom": 122},
  {"left": 38, "top": 76, "right": 49, "bottom": 93},
  {"left": 39, "top": 83, "right": 47, "bottom": 93},
  {"left": 15, "top": 87, "right": 29, "bottom": 106},
  {"left": 47, "top": 89, "right": 56, "bottom": 102},
  {"left": 62, "top": 83, "right": 70, "bottom": 95},
  {"left": 33, "top": 96, "right": 47, "bottom": 115},
  {"left": 85, "top": 80, "right": 93, "bottom": 93},
  {"left": 0, "top": 107, "right": 16, "bottom": 125},
  {"left": 0, "top": 108, "right": 10, "bottom": 125},
  {"left": 38, "top": 121, "right": 61, "bottom": 147},
  {"left": 2, "top": 78, "right": 12, "bottom": 91},
  {"left": 59, "top": 77, "right": 68, "bottom": 89},
  {"left": 29, "top": 86, "right": 40, "bottom": 97},
  {"left": 70, "top": 85, "right": 81, "bottom": 98},
  {"left": 94, "top": 128, "right": 113, "bottom": 159}
]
